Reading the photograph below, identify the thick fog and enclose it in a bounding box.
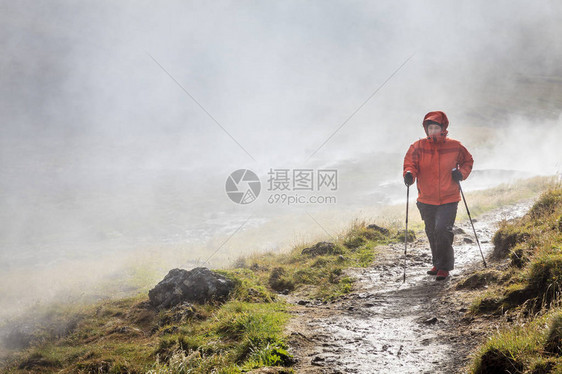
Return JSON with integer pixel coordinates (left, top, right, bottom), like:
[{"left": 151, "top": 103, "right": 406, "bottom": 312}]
[{"left": 1, "top": 1, "right": 562, "bottom": 320}]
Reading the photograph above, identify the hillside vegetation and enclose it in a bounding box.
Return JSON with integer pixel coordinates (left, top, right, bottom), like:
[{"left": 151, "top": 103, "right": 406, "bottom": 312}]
[
  {"left": 0, "top": 220, "right": 401, "bottom": 373},
  {"left": 0, "top": 176, "right": 558, "bottom": 373},
  {"left": 467, "top": 186, "right": 562, "bottom": 373}
]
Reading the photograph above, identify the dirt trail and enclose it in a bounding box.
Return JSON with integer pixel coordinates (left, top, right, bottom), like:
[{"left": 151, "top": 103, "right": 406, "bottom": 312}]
[{"left": 286, "top": 200, "right": 533, "bottom": 374}]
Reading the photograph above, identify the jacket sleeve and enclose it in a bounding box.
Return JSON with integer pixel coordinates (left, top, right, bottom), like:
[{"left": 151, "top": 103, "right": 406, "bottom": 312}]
[
  {"left": 403, "top": 142, "right": 420, "bottom": 179},
  {"left": 457, "top": 143, "right": 474, "bottom": 180}
]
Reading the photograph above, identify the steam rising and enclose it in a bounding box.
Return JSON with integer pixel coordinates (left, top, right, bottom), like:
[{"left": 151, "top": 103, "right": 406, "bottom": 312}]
[{"left": 1, "top": 1, "right": 561, "bottom": 321}]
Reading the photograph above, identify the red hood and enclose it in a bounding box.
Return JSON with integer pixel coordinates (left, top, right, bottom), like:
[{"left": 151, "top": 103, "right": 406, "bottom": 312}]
[{"left": 422, "top": 111, "right": 449, "bottom": 136}]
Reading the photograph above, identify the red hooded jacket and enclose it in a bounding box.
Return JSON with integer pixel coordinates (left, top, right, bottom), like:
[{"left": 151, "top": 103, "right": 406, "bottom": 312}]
[{"left": 403, "top": 111, "right": 474, "bottom": 205}]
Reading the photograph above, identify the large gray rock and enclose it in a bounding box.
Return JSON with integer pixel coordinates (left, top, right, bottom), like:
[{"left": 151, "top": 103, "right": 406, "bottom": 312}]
[{"left": 148, "top": 267, "right": 235, "bottom": 309}]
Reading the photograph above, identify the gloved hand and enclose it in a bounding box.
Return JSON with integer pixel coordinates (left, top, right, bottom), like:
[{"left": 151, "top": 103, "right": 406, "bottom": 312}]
[
  {"left": 452, "top": 169, "right": 463, "bottom": 182},
  {"left": 404, "top": 171, "right": 414, "bottom": 186}
]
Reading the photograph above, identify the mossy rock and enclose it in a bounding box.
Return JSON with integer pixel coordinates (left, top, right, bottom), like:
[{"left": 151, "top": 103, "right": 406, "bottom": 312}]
[
  {"left": 301, "top": 242, "right": 342, "bottom": 256},
  {"left": 503, "top": 286, "right": 535, "bottom": 309},
  {"left": 364, "top": 224, "right": 390, "bottom": 241},
  {"left": 363, "top": 229, "right": 385, "bottom": 242},
  {"left": 492, "top": 224, "right": 531, "bottom": 258},
  {"left": 474, "top": 347, "right": 524, "bottom": 374},
  {"left": 490, "top": 255, "right": 562, "bottom": 313},
  {"left": 366, "top": 224, "right": 390, "bottom": 235},
  {"left": 472, "top": 296, "right": 503, "bottom": 314},
  {"left": 456, "top": 270, "right": 501, "bottom": 290}
]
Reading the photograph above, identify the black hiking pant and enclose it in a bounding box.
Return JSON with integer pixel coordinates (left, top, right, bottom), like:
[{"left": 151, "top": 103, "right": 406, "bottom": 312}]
[{"left": 416, "top": 201, "right": 459, "bottom": 271}]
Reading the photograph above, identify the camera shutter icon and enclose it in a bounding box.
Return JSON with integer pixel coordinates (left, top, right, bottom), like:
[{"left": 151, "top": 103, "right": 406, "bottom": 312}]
[{"left": 226, "top": 169, "right": 261, "bottom": 204}]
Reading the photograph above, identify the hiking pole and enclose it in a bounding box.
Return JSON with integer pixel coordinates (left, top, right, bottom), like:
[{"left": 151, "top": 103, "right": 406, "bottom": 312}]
[
  {"left": 456, "top": 171, "right": 487, "bottom": 268},
  {"left": 403, "top": 184, "right": 410, "bottom": 282}
]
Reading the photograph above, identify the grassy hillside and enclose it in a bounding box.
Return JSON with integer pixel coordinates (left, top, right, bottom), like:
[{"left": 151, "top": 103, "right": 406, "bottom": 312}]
[
  {"left": 465, "top": 185, "right": 562, "bottom": 373},
  {"left": 0, "top": 175, "right": 558, "bottom": 373},
  {"left": 0, "top": 219, "right": 402, "bottom": 373}
]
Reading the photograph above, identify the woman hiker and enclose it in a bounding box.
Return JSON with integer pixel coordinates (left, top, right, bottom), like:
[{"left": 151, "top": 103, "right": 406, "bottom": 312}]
[{"left": 403, "top": 111, "right": 474, "bottom": 281}]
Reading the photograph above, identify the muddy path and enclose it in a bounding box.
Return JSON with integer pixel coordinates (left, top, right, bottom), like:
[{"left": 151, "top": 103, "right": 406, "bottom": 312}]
[{"left": 285, "top": 200, "right": 533, "bottom": 374}]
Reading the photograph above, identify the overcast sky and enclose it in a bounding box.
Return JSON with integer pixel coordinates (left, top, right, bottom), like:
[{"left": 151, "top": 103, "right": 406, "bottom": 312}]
[{"left": 3, "top": 1, "right": 561, "bottom": 166}]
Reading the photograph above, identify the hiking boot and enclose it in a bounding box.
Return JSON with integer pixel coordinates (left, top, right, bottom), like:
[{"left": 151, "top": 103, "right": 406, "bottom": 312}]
[
  {"left": 427, "top": 266, "right": 438, "bottom": 275},
  {"left": 436, "top": 270, "right": 449, "bottom": 281}
]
